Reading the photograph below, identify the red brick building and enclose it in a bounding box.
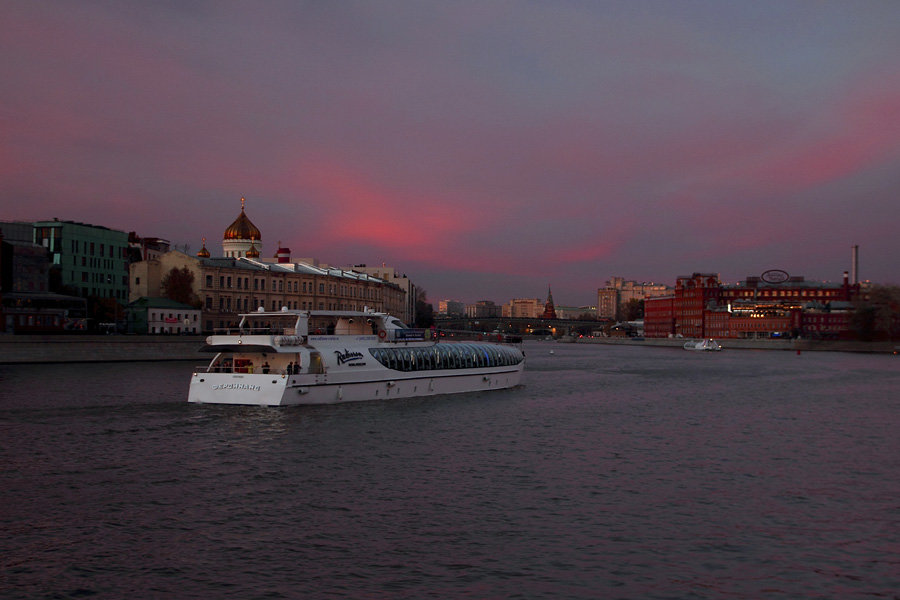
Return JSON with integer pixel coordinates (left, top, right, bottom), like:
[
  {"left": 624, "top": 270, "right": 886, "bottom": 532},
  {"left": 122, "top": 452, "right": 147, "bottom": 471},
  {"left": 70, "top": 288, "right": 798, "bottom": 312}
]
[
  {"left": 643, "top": 295, "right": 674, "bottom": 338},
  {"left": 674, "top": 273, "right": 720, "bottom": 338},
  {"left": 644, "top": 272, "right": 860, "bottom": 339}
]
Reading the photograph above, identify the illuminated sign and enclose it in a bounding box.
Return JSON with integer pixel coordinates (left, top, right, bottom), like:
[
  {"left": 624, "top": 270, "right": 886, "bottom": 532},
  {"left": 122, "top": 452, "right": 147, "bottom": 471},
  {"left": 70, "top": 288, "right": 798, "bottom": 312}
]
[{"left": 761, "top": 269, "right": 790, "bottom": 284}]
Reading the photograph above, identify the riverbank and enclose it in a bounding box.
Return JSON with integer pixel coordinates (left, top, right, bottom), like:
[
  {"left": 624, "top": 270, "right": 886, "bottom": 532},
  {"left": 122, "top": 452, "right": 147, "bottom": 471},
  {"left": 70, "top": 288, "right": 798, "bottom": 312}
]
[
  {"left": 569, "top": 336, "right": 898, "bottom": 353},
  {"left": 0, "top": 335, "right": 205, "bottom": 364},
  {"left": 1, "top": 333, "right": 896, "bottom": 364}
]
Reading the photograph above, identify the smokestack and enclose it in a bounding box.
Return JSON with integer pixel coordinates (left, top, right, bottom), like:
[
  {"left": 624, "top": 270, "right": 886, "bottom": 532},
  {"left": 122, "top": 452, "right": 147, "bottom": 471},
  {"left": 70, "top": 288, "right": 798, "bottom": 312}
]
[{"left": 851, "top": 245, "right": 859, "bottom": 284}]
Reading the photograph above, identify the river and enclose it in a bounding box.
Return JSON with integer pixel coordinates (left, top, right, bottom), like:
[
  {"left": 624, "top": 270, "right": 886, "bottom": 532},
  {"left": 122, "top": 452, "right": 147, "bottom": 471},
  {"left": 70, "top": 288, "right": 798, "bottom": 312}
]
[{"left": 1, "top": 342, "right": 898, "bottom": 599}]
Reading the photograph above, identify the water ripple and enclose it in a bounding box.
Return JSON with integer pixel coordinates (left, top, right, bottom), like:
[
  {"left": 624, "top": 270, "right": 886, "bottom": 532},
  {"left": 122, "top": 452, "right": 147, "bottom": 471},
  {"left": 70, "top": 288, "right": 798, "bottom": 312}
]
[{"left": 1, "top": 347, "right": 899, "bottom": 598}]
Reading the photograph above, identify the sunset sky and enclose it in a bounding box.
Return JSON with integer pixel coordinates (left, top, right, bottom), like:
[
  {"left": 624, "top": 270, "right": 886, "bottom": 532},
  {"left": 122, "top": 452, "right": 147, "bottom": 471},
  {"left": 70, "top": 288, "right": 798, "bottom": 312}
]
[{"left": 2, "top": 1, "right": 898, "bottom": 305}]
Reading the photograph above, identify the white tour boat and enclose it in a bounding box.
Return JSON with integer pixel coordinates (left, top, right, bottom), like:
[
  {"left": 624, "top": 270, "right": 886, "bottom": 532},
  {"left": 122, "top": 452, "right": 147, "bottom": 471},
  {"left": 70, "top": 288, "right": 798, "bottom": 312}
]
[
  {"left": 683, "top": 338, "right": 723, "bottom": 351},
  {"left": 188, "top": 307, "right": 525, "bottom": 406}
]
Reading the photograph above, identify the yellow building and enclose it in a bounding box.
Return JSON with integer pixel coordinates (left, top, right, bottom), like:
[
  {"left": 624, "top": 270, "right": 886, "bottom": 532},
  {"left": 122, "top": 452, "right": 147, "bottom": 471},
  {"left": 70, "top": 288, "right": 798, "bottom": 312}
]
[
  {"left": 597, "top": 276, "right": 673, "bottom": 319},
  {"left": 129, "top": 200, "right": 409, "bottom": 331},
  {"left": 502, "top": 298, "right": 543, "bottom": 318}
]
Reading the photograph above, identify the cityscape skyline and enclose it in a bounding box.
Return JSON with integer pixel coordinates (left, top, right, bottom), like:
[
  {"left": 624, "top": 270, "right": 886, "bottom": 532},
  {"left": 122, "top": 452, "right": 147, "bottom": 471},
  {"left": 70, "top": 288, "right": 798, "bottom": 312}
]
[{"left": 2, "top": 2, "right": 899, "bottom": 305}]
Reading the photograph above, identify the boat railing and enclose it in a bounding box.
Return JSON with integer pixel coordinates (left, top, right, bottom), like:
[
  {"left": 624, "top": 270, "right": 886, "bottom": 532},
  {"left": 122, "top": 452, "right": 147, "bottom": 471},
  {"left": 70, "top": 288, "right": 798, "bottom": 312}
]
[
  {"left": 212, "top": 326, "right": 294, "bottom": 336},
  {"left": 192, "top": 364, "right": 295, "bottom": 375}
]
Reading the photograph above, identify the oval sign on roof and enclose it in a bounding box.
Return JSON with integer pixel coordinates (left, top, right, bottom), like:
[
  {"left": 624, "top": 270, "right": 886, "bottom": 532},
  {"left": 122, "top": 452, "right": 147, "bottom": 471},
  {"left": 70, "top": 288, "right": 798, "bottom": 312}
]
[{"left": 761, "top": 269, "right": 790, "bottom": 284}]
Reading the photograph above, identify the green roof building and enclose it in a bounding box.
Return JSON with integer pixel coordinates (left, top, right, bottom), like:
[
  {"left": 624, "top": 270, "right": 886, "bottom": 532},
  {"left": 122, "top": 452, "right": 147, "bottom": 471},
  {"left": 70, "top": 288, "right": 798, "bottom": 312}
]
[{"left": 126, "top": 297, "right": 201, "bottom": 334}]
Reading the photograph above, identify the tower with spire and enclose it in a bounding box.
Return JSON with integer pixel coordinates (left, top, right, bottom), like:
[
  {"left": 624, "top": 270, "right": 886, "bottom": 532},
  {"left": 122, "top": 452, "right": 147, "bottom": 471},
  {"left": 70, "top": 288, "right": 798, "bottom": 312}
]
[
  {"left": 222, "top": 197, "right": 262, "bottom": 258},
  {"left": 541, "top": 285, "right": 557, "bottom": 319}
]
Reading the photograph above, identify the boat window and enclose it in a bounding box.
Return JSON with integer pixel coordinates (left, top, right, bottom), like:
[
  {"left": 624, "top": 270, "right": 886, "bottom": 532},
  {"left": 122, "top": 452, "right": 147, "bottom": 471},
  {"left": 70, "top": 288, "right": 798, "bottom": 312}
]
[{"left": 367, "top": 343, "right": 523, "bottom": 372}]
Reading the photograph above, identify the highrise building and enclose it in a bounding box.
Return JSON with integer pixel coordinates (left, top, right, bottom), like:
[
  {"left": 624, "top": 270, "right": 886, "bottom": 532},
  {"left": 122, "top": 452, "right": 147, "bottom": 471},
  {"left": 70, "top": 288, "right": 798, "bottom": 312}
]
[{"left": 32, "top": 219, "right": 130, "bottom": 301}]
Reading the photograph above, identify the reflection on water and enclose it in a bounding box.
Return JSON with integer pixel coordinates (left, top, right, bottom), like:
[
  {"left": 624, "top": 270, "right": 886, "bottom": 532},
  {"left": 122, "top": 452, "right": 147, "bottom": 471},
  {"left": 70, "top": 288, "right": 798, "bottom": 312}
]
[{"left": 1, "top": 344, "right": 898, "bottom": 599}]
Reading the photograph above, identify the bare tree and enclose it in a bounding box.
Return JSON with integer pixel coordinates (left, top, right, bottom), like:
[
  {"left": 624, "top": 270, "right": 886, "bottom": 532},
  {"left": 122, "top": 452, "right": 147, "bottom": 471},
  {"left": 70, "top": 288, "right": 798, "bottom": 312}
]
[{"left": 161, "top": 267, "right": 199, "bottom": 307}]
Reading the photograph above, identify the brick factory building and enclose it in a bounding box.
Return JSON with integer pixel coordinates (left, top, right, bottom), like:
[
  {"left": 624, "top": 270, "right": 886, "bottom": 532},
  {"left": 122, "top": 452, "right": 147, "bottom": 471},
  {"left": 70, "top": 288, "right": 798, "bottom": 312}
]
[{"left": 644, "top": 272, "right": 862, "bottom": 340}]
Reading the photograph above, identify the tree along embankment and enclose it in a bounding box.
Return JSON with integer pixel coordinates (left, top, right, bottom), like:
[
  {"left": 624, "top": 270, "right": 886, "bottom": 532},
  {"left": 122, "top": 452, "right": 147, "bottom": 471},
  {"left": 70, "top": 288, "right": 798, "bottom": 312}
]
[
  {"left": 0, "top": 335, "right": 206, "bottom": 364},
  {"left": 573, "top": 336, "right": 898, "bottom": 353}
]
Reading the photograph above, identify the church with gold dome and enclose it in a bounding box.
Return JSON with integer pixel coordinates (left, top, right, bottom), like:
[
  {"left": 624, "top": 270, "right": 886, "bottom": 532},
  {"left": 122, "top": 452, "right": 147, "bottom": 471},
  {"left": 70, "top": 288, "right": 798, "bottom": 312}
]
[
  {"left": 220, "top": 198, "right": 262, "bottom": 259},
  {"left": 129, "top": 198, "right": 416, "bottom": 331}
]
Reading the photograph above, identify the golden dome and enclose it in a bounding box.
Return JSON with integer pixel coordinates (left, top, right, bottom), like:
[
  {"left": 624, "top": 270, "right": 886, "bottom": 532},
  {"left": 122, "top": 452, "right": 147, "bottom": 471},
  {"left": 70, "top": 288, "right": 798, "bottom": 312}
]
[
  {"left": 223, "top": 197, "right": 261, "bottom": 241},
  {"left": 246, "top": 237, "right": 260, "bottom": 258},
  {"left": 197, "top": 237, "right": 210, "bottom": 258}
]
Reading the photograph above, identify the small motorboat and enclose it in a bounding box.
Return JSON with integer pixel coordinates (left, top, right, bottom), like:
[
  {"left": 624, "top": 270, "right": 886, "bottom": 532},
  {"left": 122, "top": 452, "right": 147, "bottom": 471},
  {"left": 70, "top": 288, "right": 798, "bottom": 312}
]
[{"left": 683, "top": 338, "right": 723, "bottom": 351}]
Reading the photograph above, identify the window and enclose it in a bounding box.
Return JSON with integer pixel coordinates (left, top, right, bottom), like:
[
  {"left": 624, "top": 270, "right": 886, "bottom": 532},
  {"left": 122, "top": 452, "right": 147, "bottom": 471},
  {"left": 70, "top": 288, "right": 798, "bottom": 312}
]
[
  {"left": 135, "top": 277, "right": 141, "bottom": 285},
  {"left": 206, "top": 275, "right": 213, "bottom": 287},
  {"left": 227, "top": 277, "right": 232, "bottom": 288}
]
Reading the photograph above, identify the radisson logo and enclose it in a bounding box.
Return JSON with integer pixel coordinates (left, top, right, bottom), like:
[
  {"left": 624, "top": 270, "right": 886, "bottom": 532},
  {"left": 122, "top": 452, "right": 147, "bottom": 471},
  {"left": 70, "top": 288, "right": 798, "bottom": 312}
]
[{"left": 335, "top": 349, "right": 365, "bottom": 365}]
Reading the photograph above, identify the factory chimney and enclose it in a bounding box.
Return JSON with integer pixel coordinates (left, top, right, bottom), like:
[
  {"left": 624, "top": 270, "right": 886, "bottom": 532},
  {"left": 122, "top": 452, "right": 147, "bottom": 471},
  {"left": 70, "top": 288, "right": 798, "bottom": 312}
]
[{"left": 851, "top": 245, "right": 859, "bottom": 284}]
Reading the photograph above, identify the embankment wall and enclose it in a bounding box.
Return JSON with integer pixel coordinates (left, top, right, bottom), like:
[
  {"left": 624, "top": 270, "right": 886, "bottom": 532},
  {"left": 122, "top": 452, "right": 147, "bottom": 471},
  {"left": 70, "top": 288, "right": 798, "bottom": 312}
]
[
  {"left": 1, "top": 334, "right": 895, "bottom": 364},
  {"left": 573, "top": 337, "right": 897, "bottom": 353},
  {"left": 0, "top": 335, "right": 205, "bottom": 364}
]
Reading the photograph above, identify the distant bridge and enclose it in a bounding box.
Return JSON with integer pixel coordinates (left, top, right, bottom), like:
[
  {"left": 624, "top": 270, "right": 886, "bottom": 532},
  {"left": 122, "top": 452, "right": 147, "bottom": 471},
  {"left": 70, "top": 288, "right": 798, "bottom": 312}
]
[{"left": 433, "top": 316, "right": 609, "bottom": 336}]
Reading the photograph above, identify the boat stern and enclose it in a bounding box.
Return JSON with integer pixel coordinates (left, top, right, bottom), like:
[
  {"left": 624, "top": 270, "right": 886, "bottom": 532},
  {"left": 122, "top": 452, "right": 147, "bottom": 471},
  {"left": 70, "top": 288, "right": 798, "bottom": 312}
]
[{"left": 188, "top": 371, "right": 290, "bottom": 406}]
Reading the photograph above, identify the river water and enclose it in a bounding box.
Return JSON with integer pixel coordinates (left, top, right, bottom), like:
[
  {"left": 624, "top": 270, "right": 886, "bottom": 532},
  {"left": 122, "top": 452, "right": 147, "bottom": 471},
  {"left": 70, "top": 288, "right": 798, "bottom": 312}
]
[{"left": 1, "top": 342, "right": 898, "bottom": 599}]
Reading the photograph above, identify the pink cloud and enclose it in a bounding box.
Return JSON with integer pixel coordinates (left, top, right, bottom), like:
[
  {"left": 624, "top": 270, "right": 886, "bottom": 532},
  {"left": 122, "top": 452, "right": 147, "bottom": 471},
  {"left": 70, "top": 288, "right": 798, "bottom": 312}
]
[
  {"left": 293, "top": 160, "right": 473, "bottom": 252},
  {"left": 706, "top": 76, "right": 900, "bottom": 194}
]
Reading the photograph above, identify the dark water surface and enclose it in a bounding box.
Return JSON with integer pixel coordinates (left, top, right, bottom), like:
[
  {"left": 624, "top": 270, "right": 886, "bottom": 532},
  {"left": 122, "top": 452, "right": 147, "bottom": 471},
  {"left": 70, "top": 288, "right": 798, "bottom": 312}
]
[{"left": 1, "top": 343, "right": 898, "bottom": 599}]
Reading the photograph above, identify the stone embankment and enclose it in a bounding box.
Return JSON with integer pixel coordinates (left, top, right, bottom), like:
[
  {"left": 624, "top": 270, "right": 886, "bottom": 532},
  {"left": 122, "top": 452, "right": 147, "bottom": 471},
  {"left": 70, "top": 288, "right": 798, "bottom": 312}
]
[
  {"left": 0, "top": 335, "right": 206, "bottom": 364},
  {"left": 1, "top": 334, "right": 896, "bottom": 364},
  {"left": 571, "top": 336, "right": 898, "bottom": 353}
]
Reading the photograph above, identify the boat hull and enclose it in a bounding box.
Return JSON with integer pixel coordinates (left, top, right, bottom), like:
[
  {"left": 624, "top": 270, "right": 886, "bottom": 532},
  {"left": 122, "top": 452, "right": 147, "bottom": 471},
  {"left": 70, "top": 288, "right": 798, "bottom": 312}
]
[{"left": 188, "top": 365, "right": 524, "bottom": 406}]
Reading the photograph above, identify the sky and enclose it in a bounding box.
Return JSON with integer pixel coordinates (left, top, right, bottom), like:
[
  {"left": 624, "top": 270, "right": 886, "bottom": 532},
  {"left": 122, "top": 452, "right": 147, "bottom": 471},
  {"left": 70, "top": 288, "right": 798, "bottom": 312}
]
[{"left": 2, "top": 1, "right": 899, "bottom": 305}]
